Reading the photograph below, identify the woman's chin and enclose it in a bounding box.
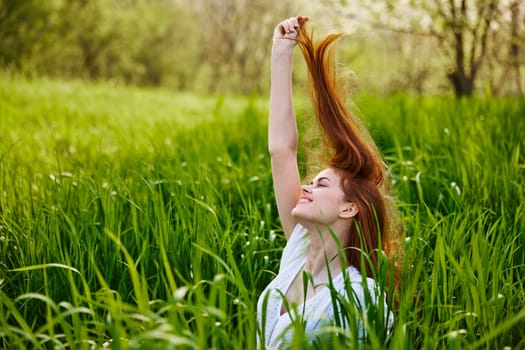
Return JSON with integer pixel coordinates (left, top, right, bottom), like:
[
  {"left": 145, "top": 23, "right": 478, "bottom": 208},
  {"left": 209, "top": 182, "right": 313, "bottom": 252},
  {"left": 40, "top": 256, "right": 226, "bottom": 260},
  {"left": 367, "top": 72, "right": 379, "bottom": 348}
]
[
  {"left": 291, "top": 206, "right": 304, "bottom": 217},
  {"left": 291, "top": 208, "right": 312, "bottom": 223}
]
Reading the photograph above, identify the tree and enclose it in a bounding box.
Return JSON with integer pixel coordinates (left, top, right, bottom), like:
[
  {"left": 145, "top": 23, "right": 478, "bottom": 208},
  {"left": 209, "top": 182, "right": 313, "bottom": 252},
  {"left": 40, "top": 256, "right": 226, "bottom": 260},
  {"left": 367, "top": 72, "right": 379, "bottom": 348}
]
[
  {"left": 0, "top": 0, "right": 201, "bottom": 89},
  {"left": 506, "top": 0, "right": 523, "bottom": 95},
  {"left": 439, "top": 0, "right": 497, "bottom": 96},
  {"left": 188, "top": 0, "right": 295, "bottom": 94},
  {"left": 0, "top": 0, "right": 62, "bottom": 73},
  {"left": 322, "top": 0, "right": 518, "bottom": 97},
  {"left": 490, "top": 0, "right": 525, "bottom": 95}
]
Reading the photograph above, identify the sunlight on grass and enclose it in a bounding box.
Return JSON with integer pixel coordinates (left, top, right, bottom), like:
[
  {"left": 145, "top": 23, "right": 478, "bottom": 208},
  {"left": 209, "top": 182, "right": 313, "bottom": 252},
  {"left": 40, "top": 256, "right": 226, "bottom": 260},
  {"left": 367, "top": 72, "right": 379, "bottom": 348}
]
[{"left": 0, "top": 77, "right": 524, "bottom": 349}]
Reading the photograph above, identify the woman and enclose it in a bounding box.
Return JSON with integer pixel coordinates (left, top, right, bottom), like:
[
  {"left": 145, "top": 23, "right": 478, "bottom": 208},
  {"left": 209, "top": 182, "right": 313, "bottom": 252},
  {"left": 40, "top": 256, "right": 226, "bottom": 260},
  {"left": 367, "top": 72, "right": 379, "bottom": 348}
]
[{"left": 256, "top": 16, "right": 400, "bottom": 348}]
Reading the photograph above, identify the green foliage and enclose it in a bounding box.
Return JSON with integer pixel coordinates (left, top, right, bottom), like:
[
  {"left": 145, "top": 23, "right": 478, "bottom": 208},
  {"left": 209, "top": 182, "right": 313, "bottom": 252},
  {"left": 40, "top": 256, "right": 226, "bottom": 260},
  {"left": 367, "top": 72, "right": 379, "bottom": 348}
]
[
  {"left": 0, "top": 0, "right": 199, "bottom": 88},
  {"left": 0, "top": 76, "right": 524, "bottom": 349}
]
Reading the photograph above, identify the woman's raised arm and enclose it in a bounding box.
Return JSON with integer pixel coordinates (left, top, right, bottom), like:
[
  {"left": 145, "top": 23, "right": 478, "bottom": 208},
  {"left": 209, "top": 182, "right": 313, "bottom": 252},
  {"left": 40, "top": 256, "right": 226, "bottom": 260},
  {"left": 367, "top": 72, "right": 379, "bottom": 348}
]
[{"left": 268, "top": 16, "right": 309, "bottom": 239}]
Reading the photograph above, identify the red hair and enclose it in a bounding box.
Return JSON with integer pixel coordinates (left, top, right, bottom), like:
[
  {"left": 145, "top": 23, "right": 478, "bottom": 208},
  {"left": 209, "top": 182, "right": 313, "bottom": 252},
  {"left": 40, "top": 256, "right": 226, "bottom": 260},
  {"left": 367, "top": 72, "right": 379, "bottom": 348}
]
[{"left": 297, "top": 26, "right": 400, "bottom": 285}]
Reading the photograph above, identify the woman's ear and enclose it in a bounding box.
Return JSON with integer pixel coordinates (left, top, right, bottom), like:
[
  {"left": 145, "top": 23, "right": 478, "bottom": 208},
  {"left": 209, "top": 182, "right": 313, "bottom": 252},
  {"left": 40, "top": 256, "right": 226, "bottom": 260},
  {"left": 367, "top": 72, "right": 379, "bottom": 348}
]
[{"left": 339, "top": 202, "right": 358, "bottom": 219}]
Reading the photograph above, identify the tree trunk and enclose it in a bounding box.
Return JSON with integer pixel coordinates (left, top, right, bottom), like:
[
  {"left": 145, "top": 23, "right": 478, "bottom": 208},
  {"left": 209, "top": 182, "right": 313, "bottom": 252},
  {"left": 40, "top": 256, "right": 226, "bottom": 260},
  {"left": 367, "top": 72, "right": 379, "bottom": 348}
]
[
  {"left": 447, "top": 70, "right": 475, "bottom": 96},
  {"left": 510, "top": 0, "right": 523, "bottom": 95},
  {"left": 449, "top": 20, "right": 475, "bottom": 97}
]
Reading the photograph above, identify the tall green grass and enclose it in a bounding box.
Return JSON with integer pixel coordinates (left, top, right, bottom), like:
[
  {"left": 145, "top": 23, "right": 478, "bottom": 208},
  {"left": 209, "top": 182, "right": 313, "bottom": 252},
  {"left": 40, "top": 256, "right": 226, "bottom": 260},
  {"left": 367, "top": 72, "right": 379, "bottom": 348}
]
[{"left": 0, "top": 76, "right": 524, "bottom": 349}]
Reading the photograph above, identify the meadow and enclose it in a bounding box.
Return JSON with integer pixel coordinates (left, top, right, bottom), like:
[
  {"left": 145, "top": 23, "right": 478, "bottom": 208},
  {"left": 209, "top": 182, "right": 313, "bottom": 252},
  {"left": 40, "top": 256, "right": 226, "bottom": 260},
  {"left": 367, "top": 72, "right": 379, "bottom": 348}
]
[{"left": 0, "top": 76, "right": 524, "bottom": 349}]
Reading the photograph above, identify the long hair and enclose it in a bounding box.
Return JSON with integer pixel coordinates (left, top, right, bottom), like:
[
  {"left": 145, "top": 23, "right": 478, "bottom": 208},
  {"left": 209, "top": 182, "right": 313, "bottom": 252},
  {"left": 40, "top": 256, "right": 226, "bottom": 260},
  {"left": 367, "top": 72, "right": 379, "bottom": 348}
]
[{"left": 296, "top": 25, "right": 401, "bottom": 286}]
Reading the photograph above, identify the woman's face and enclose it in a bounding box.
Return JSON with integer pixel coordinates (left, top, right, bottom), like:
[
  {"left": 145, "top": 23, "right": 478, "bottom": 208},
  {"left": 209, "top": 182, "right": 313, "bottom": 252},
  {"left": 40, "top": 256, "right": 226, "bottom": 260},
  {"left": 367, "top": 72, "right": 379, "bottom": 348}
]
[{"left": 291, "top": 168, "right": 355, "bottom": 225}]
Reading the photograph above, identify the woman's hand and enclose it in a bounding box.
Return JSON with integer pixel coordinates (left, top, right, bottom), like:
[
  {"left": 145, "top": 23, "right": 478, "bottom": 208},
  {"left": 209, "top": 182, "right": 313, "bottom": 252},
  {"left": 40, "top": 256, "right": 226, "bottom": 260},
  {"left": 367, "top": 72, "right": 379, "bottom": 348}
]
[{"left": 272, "top": 16, "right": 310, "bottom": 49}]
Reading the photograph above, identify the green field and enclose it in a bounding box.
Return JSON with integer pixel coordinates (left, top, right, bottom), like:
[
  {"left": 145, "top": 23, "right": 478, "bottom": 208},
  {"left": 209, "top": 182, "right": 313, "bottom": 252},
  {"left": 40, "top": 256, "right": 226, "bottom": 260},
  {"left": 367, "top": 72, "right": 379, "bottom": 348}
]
[{"left": 0, "top": 76, "right": 524, "bottom": 349}]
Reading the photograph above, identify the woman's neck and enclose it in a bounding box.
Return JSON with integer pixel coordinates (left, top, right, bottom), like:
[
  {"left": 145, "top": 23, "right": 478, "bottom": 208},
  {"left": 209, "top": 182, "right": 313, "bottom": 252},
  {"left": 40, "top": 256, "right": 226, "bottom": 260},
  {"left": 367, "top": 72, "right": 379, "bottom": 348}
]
[{"left": 301, "top": 222, "right": 351, "bottom": 277}]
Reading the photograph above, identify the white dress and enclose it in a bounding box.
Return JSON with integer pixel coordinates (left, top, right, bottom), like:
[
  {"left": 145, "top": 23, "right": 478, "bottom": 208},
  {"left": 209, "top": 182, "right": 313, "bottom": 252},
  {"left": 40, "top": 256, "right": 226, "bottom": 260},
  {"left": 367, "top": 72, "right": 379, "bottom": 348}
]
[{"left": 256, "top": 224, "right": 393, "bottom": 349}]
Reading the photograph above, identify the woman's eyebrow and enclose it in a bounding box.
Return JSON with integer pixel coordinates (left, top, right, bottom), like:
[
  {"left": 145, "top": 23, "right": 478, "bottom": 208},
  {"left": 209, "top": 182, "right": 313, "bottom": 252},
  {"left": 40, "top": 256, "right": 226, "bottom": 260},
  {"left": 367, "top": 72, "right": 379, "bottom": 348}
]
[{"left": 311, "top": 176, "right": 331, "bottom": 184}]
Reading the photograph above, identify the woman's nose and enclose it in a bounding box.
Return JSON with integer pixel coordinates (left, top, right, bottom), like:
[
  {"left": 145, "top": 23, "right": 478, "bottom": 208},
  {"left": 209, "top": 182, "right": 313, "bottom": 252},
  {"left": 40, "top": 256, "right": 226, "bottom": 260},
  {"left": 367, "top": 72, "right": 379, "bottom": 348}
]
[{"left": 301, "top": 184, "right": 312, "bottom": 194}]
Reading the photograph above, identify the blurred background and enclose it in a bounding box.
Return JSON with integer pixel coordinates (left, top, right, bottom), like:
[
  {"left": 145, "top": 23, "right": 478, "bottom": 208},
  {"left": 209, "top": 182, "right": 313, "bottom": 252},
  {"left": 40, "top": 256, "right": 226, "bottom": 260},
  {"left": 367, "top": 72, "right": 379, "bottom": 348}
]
[{"left": 1, "top": 0, "right": 524, "bottom": 97}]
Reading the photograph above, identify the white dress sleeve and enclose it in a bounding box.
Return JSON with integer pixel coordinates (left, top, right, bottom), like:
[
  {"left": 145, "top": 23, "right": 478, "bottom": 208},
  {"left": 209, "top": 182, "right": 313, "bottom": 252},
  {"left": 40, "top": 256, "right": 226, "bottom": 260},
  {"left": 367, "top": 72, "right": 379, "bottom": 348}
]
[{"left": 278, "top": 224, "right": 309, "bottom": 274}]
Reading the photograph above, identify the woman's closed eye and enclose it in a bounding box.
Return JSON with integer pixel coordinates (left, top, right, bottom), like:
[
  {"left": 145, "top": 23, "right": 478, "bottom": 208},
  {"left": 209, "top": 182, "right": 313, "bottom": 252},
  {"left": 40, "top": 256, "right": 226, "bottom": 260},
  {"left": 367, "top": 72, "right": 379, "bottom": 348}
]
[
  {"left": 310, "top": 180, "right": 329, "bottom": 188},
  {"left": 316, "top": 176, "right": 332, "bottom": 187}
]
